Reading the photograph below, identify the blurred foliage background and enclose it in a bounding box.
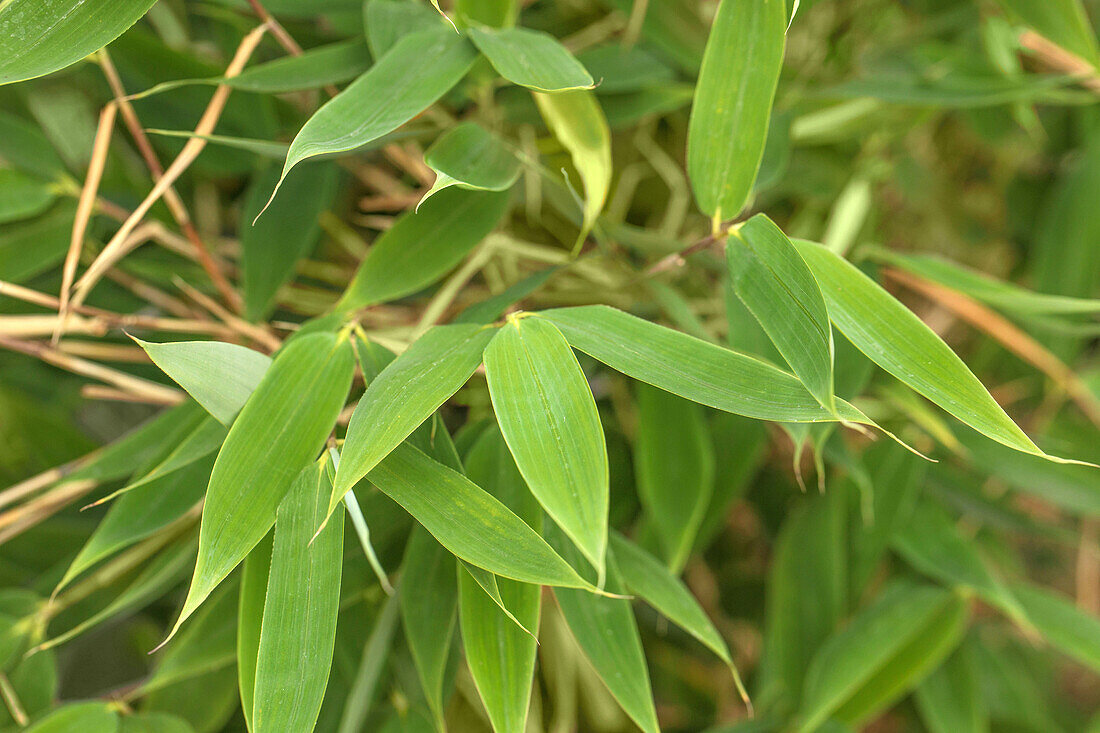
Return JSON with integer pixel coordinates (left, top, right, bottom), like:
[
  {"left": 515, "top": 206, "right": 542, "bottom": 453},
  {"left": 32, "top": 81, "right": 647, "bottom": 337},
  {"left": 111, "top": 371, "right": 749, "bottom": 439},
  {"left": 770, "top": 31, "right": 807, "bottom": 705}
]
[{"left": 0, "top": 0, "right": 1099, "bottom": 731}]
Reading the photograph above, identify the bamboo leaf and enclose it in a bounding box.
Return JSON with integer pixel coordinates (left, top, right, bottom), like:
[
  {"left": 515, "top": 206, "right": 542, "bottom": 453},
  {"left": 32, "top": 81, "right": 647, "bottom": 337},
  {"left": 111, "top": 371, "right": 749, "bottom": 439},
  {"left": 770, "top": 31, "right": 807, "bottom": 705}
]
[
  {"left": 135, "top": 339, "right": 273, "bottom": 426},
  {"left": 687, "top": 0, "right": 786, "bottom": 224},
  {"left": 728, "top": 215, "right": 836, "bottom": 413},
  {"left": 539, "top": 306, "right": 871, "bottom": 424},
  {"left": 470, "top": 26, "right": 594, "bottom": 92},
  {"left": 227, "top": 39, "right": 371, "bottom": 92},
  {"left": 365, "top": 0, "right": 443, "bottom": 58},
  {"left": 914, "top": 645, "right": 988, "bottom": 733},
  {"left": 632, "top": 383, "right": 714, "bottom": 571},
  {"left": 332, "top": 324, "right": 496, "bottom": 515},
  {"left": 893, "top": 500, "right": 1029, "bottom": 628},
  {"left": 458, "top": 565, "right": 540, "bottom": 733},
  {"left": 0, "top": 109, "right": 66, "bottom": 180},
  {"left": 241, "top": 162, "right": 341, "bottom": 322},
  {"left": 455, "top": 0, "right": 517, "bottom": 28},
  {"left": 420, "top": 122, "right": 520, "bottom": 206},
  {"left": 794, "top": 240, "right": 1067, "bottom": 462},
  {"left": 547, "top": 525, "right": 659, "bottom": 733},
  {"left": 166, "top": 332, "right": 354, "bottom": 643},
  {"left": 237, "top": 533, "right": 272, "bottom": 732},
  {"left": 484, "top": 315, "right": 609, "bottom": 580},
  {"left": 56, "top": 456, "right": 211, "bottom": 593},
  {"left": 534, "top": 90, "right": 611, "bottom": 249},
  {"left": 0, "top": 0, "right": 158, "bottom": 85},
  {"left": 364, "top": 442, "right": 596, "bottom": 590},
  {"left": 337, "top": 188, "right": 511, "bottom": 311},
  {"left": 104, "top": 416, "right": 227, "bottom": 501},
  {"left": 609, "top": 533, "right": 740, "bottom": 680},
  {"left": 0, "top": 169, "right": 56, "bottom": 224},
  {"left": 253, "top": 459, "right": 345, "bottom": 733},
  {"left": 1011, "top": 581, "right": 1100, "bottom": 674},
  {"left": 0, "top": 201, "right": 76, "bottom": 283},
  {"left": 400, "top": 527, "right": 458, "bottom": 730},
  {"left": 24, "top": 702, "right": 118, "bottom": 733},
  {"left": 796, "top": 583, "right": 969, "bottom": 732},
  {"left": 118, "top": 713, "right": 195, "bottom": 733},
  {"left": 141, "top": 584, "right": 238, "bottom": 697},
  {"left": 270, "top": 28, "right": 477, "bottom": 202}
]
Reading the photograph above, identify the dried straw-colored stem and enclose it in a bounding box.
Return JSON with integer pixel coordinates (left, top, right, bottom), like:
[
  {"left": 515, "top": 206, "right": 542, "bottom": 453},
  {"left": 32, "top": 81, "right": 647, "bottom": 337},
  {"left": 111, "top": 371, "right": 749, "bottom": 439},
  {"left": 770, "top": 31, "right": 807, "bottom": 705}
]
[
  {"left": 1018, "top": 30, "right": 1100, "bottom": 94},
  {"left": 174, "top": 277, "right": 281, "bottom": 351}
]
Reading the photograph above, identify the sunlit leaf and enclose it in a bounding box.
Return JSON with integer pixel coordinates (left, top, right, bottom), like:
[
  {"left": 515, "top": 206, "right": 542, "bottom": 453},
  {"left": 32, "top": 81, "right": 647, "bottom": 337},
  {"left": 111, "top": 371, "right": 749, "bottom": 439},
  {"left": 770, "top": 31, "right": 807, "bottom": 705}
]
[
  {"left": 687, "top": 0, "right": 786, "bottom": 224},
  {"left": 166, "top": 332, "right": 354, "bottom": 642},
  {"left": 485, "top": 315, "right": 609, "bottom": 579},
  {"left": 420, "top": 122, "right": 520, "bottom": 206},
  {"left": 24, "top": 702, "right": 118, "bottom": 733},
  {"left": 470, "top": 26, "right": 594, "bottom": 93}
]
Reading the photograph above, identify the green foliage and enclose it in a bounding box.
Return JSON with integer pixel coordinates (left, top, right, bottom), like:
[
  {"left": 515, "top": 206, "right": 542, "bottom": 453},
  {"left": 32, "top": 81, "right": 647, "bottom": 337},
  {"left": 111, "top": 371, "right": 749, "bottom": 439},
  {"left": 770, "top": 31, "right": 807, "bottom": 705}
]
[{"left": 0, "top": 0, "right": 1098, "bottom": 730}]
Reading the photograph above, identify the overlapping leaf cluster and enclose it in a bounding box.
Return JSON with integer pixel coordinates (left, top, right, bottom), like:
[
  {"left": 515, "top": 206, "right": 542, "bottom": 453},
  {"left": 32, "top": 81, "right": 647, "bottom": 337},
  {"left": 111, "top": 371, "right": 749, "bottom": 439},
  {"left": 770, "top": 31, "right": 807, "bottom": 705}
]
[{"left": 0, "top": 0, "right": 1099, "bottom": 731}]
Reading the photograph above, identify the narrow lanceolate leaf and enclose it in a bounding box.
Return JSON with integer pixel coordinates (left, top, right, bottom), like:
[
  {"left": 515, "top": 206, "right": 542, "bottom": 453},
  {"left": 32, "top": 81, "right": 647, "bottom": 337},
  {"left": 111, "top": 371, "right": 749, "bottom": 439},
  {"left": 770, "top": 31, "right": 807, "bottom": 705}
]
[
  {"left": 365, "top": 0, "right": 442, "bottom": 58},
  {"left": 135, "top": 339, "right": 272, "bottom": 425},
  {"left": 166, "top": 332, "right": 354, "bottom": 643},
  {"left": 0, "top": 0, "right": 159, "bottom": 85},
  {"left": 548, "top": 526, "right": 660, "bottom": 733},
  {"left": 687, "top": 0, "right": 786, "bottom": 225},
  {"left": 633, "top": 384, "right": 714, "bottom": 571},
  {"left": 456, "top": 0, "right": 517, "bottom": 28},
  {"left": 365, "top": 442, "right": 595, "bottom": 590},
  {"left": 238, "top": 533, "right": 272, "bottom": 732},
  {"left": 400, "top": 527, "right": 458, "bottom": 730},
  {"left": 253, "top": 460, "right": 344, "bottom": 733},
  {"left": 534, "top": 90, "right": 611, "bottom": 249},
  {"left": 609, "top": 534, "right": 740, "bottom": 683},
  {"left": 484, "top": 315, "right": 609, "bottom": 580},
  {"left": 459, "top": 567, "right": 539, "bottom": 733},
  {"left": 107, "top": 416, "right": 227, "bottom": 499},
  {"left": 794, "top": 240, "right": 1065, "bottom": 462},
  {"left": 56, "top": 457, "right": 211, "bottom": 593},
  {"left": 23, "top": 702, "right": 118, "bottom": 733},
  {"left": 729, "top": 215, "right": 836, "bottom": 413},
  {"left": 1011, "top": 582, "right": 1100, "bottom": 674},
  {"left": 796, "top": 583, "right": 969, "bottom": 732},
  {"left": 539, "top": 306, "right": 869, "bottom": 423},
  {"left": 893, "top": 500, "right": 1029, "bottom": 628},
  {"left": 914, "top": 645, "right": 988, "bottom": 733},
  {"left": 469, "top": 26, "right": 594, "bottom": 92},
  {"left": 420, "top": 122, "right": 521, "bottom": 206},
  {"left": 270, "top": 28, "right": 477, "bottom": 202},
  {"left": 332, "top": 324, "right": 496, "bottom": 515},
  {"left": 242, "top": 162, "right": 341, "bottom": 321},
  {"left": 227, "top": 40, "right": 371, "bottom": 93},
  {"left": 338, "top": 188, "right": 511, "bottom": 311}
]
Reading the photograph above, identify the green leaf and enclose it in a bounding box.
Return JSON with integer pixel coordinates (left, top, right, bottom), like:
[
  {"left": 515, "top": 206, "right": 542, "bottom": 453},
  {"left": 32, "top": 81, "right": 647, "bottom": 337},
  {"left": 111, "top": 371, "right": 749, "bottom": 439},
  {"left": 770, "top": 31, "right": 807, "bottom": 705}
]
[
  {"left": 470, "top": 26, "right": 594, "bottom": 93},
  {"left": 364, "top": 442, "right": 596, "bottom": 590},
  {"left": 270, "top": 28, "right": 477, "bottom": 202},
  {"left": 454, "top": 267, "right": 558, "bottom": 326},
  {"left": 892, "top": 500, "right": 1029, "bottom": 628},
  {"left": 576, "top": 45, "right": 676, "bottom": 94},
  {"left": 458, "top": 565, "right": 539, "bottom": 733},
  {"left": 687, "top": 0, "right": 786, "bottom": 224},
  {"left": 1011, "top": 581, "right": 1100, "bottom": 674},
  {"left": 400, "top": 527, "right": 457, "bottom": 730},
  {"left": 914, "top": 644, "right": 988, "bottom": 733},
  {"left": 118, "top": 713, "right": 196, "bottom": 733},
  {"left": 995, "top": 0, "right": 1099, "bottom": 65},
  {"left": 253, "top": 459, "right": 345, "bottom": 733},
  {"left": 103, "top": 416, "right": 227, "bottom": 502},
  {"left": 241, "top": 162, "right": 341, "bottom": 321},
  {"left": 420, "top": 122, "right": 521, "bottom": 205},
  {"left": 729, "top": 215, "right": 836, "bottom": 413},
  {"left": 547, "top": 525, "right": 659, "bottom": 733},
  {"left": 166, "top": 332, "right": 354, "bottom": 643},
  {"left": 141, "top": 583, "right": 238, "bottom": 697},
  {"left": 794, "top": 240, "right": 1063, "bottom": 461},
  {"left": 237, "top": 533, "right": 271, "bottom": 731},
  {"left": 796, "top": 583, "right": 969, "bottom": 732},
  {"left": 0, "top": 0, "right": 158, "bottom": 85},
  {"left": 484, "top": 315, "right": 609, "bottom": 580},
  {"left": 0, "top": 201, "right": 75, "bottom": 283},
  {"left": 365, "top": 0, "right": 443, "bottom": 58},
  {"left": 228, "top": 39, "right": 371, "bottom": 92},
  {"left": 25, "top": 702, "right": 118, "bottom": 733},
  {"left": 0, "top": 169, "right": 56, "bottom": 224},
  {"left": 0, "top": 110, "right": 66, "bottom": 180},
  {"left": 609, "top": 533, "right": 740, "bottom": 683},
  {"left": 332, "top": 324, "right": 496, "bottom": 514},
  {"left": 756, "top": 490, "right": 847, "bottom": 715},
  {"left": 144, "top": 129, "right": 290, "bottom": 159},
  {"left": 632, "top": 383, "right": 714, "bottom": 571},
  {"left": 534, "top": 90, "right": 611, "bottom": 249},
  {"left": 539, "top": 306, "right": 871, "bottom": 424},
  {"left": 135, "top": 339, "right": 272, "bottom": 425},
  {"left": 56, "top": 456, "right": 211, "bottom": 593},
  {"left": 0, "top": 650, "right": 57, "bottom": 727},
  {"left": 337, "top": 188, "right": 511, "bottom": 311},
  {"left": 455, "top": 0, "right": 517, "bottom": 28}
]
